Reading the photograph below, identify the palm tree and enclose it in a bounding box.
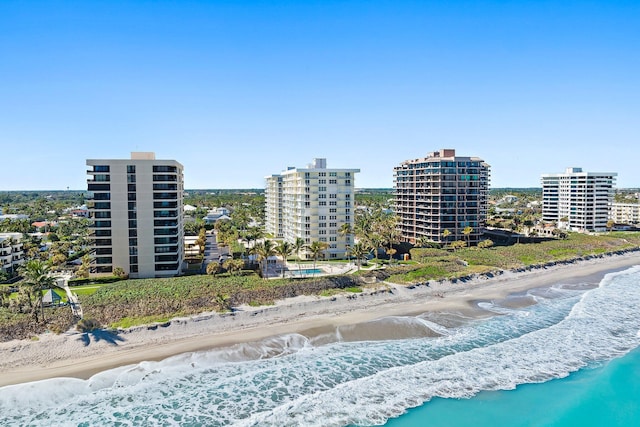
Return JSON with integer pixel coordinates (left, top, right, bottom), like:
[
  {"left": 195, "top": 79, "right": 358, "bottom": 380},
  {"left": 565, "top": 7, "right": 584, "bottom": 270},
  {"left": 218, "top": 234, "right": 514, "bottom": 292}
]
[
  {"left": 307, "top": 241, "right": 328, "bottom": 271},
  {"left": 339, "top": 223, "right": 353, "bottom": 246},
  {"left": 293, "top": 237, "right": 306, "bottom": 272},
  {"left": 350, "top": 243, "right": 368, "bottom": 270},
  {"left": 274, "top": 241, "right": 293, "bottom": 278},
  {"left": 20, "top": 259, "right": 58, "bottom": 323},
  {"left": 462, "top": 226, "right": 473, "bottom": 247},
  {"left": 250, "top": 240, "right": 275, "bottom": 279},
  {"left": 441, "top": 229, "right": 451, "bottom": 245}
]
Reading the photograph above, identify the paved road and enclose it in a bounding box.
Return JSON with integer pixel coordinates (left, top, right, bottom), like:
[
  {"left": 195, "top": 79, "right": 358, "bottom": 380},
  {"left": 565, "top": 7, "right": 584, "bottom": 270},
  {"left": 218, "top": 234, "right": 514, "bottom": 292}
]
[{"left": 201, "top": 232, "right": 221, "bottom": 273}]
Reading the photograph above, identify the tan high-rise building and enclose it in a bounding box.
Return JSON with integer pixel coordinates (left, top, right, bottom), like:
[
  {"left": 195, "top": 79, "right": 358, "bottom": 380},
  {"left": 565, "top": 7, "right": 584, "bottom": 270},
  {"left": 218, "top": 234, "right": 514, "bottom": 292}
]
[
  {"left": 87, "top": 152, "right": 184, "bottom": 278},
  {"left": 265, "top": 158, "right": 359, "bottom": 259},
  {"left": 542, "top": 167, "right": 616, "bottom": 232},
  {"left": 610, "top": 203, "right": 640, "bottom": 226},
  {"left": 394, "top": 149, "right": 490, "bottom": 245}
]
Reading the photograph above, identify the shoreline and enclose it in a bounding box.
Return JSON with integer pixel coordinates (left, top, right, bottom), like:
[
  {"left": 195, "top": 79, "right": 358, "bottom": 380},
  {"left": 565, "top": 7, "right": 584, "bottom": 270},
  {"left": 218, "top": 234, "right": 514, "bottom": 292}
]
[{"left": 1, "top": 252, "right": 639, "bottom": 388}]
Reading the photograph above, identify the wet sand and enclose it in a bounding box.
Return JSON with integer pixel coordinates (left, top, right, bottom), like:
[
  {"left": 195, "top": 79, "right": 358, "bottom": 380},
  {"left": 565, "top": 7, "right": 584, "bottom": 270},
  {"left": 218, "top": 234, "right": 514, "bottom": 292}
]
[{"left": 1, "top": 252, "right": 638, "bottom": 387}]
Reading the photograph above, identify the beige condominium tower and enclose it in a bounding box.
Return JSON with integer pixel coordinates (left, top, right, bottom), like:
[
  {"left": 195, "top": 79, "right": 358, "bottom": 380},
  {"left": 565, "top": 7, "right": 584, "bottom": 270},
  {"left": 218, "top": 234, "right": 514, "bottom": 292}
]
[
  {"left": 394, "top": 149, "right": 490, "bottom": 245},
  {"left": 87, "top": 152, "right": 184, "bottom": 278},
  {"left": 265, "top": 158, "right": 360, "bottom": 259}
]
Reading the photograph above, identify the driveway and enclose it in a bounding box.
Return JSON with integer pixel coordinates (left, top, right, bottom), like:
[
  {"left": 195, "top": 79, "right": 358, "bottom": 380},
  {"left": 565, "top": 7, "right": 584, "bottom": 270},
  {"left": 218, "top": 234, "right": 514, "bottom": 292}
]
[{"left": 200, "top": 232, "right": 221, "bottom": 273}]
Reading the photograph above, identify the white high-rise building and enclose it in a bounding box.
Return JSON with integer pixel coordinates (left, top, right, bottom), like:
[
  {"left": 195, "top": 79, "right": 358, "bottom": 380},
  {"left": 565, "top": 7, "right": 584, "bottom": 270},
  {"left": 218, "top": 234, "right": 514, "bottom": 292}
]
[
  {"left": 541, "top": 167, "right": 616, "bottom": 232},
  {"left": 394, "top": 149, "right": 490, "bottom": 245},
  {"left": 87, "top": 152, "right": 184, "bottom": 278},
  {"left": 265, "top": 158, "right": 360, "bottom": 259}
]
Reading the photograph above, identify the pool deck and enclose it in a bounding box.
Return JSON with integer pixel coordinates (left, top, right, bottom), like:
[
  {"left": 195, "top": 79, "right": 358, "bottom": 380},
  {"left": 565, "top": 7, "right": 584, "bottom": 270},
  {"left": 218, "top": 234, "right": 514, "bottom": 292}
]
[{"left": 267, "top": 262, "right": 357, "bottom": 278}]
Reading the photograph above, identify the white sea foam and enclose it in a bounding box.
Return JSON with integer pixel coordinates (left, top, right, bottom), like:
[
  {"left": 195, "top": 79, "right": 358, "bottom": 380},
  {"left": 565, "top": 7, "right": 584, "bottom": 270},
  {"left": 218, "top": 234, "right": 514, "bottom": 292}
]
[{"left": 1, "top": 266, "right": 639, "bottom": 427}]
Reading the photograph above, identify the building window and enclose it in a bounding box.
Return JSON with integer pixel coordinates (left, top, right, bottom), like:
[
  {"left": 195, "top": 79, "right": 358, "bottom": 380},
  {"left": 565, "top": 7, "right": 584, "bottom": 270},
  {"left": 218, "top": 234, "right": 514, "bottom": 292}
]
[
  {"left": 329, "top": 172, "right": 337, "bottom": 177},
  {"left": 319, "top": 201, "right": 326, "bottom": 206},
  {"left": 330, "top": 194, "right": 337, "bottom": 199},
  {"left": 330, "top": 208, "right": 337, "bottom": 213},
  {"left": 319, "top": 186, "right": 326, "bottom": 192},
  {"left": 127, "top": 165, "right": 136, "bottom": 173},
  {"left": 329, "top": 179, "right": 337, "bottom": 184},
  {"left": 329, "top": 222, "right": 337, "bottom": 227},
  {"left": 329, "top": 201, "right": 337, "bottom": 206},
  {"left": 319, "top": 179, "right": 326, "bottom": 185}
]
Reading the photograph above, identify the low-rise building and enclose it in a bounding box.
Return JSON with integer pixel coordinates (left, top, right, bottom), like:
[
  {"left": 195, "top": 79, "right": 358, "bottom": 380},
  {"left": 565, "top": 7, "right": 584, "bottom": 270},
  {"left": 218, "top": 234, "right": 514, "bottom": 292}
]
[
  {"left": 0, "top": 232, "right": 25, "bottom": 274},
  {"left": 610, "top": 203, "right": 640, "bottom": 226}
]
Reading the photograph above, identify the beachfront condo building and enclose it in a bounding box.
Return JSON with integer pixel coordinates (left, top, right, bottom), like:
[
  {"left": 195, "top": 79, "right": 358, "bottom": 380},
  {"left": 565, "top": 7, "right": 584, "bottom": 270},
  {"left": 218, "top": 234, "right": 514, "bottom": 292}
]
[
  {"left": 0, "top": 232, "right": 25, "bottom": 274},
  {"left": 265, "top": 158, "right": 360, "bottom": 259},
  {"left": 541, "top": 167, "right": 616, "bottom": 232},
  {"left": 609, "top": 203, "right": 640, "bottom": 226},
  {"left": 87, "top": 152, "right": 185, "bottom": 278},
  {"left": 394, "top": 149, "right": 490, "bottom": 245}
]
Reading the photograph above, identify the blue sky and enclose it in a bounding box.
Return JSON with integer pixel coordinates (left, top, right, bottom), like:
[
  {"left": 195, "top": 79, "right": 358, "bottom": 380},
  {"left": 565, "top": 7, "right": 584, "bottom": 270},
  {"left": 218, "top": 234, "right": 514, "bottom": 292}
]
[{"left": 1, "top": 0, "right": 638, "bottom": 190}]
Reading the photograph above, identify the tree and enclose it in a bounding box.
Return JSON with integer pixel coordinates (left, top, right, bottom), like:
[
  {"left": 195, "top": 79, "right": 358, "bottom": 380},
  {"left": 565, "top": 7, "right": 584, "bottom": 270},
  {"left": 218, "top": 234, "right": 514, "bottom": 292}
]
[
  {"left": 478, "top": 239, "right": 494, "bottom": 249},
  {"left": 339, "top": 223, "right": 353, "bottom": 248},
  {"left": 307, "top": 241, "right": 328, "bottom": 271},
  {"left": 206, "top": 262, "right": 222, "bottom": 275},
  {"left": 274, "top": 241, "right": 293, "bottom": 278},
  {"left": 76, "top": 254, "right": 91, "bottom": 278},
  {"left": 223, "top": 258, "right": 244, "bottom": 276},
  {"left": 250, "top": 240, "right": 275, "bottom": 279},
  {"left": 606, "top": 220, "right": 615, "bottom": 231},
  {"left": 20, "top": 259, "right": 58, "bottom": 323},
  {"left": 441, "top": 229, "right": 451, "bottom": 244},
  {"left": 462, "top": 226, "right": 474, "bottom": 247},
  {"left": 350, "top": 243, "right": 368, "bottom": 270},
  {"left": 450, "top": 240, "right": 466, "bottom": 252},
  {"left": 112, "top": 266, "right": 128, "bottom": 279},
  {"left": 293, "top": 237, "right": 306, "bottom": 271}
]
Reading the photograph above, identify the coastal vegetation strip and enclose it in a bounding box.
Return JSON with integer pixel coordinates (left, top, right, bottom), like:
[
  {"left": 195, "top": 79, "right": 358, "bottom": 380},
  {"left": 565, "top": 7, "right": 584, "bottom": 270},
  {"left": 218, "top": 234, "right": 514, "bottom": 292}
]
[{"left": 1, "top": 232, "right": 639, "bottom": 342}]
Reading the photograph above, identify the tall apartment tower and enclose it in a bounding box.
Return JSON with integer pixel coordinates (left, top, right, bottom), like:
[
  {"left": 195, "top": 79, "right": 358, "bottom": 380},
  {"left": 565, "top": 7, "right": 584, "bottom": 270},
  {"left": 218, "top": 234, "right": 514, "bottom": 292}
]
[
  {"left": 87, "top": 152, "right": 185, "bottom": 278},
  {"left": 265, "top": 158, "right": 360, "bottom": 259},
  {"left": 394, "top": 149, "right": 490, "bottom": 245},
  {"left": 541, "top": 167, "right": 616, "bottom": 232}
]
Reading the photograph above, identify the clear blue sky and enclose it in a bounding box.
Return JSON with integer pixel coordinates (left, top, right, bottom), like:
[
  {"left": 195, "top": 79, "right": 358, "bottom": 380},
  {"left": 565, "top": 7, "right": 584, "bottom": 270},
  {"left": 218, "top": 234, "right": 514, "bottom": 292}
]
[{"left": 1, "top": 0, "right": 638, "bottom": 190}]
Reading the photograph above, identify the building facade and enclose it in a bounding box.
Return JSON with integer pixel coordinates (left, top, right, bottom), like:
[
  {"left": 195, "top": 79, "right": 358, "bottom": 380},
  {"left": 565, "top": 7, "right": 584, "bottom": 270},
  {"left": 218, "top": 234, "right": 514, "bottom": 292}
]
[
  {"left": 541, "top": 167, "right": 616, "bottom": 232},
  {"left": 0, "top": 232, "right": 25, "bottom": 274},
  {"left": 265, "top": 158, "right": 359, "bottom": 259},
  {"left": 87, "top": 152, "right": 185, "bottom": 278},
  {"left": 394, "top": 149, "right": 490, "bottom": 245},
  {"left": 610, "top": 203, "right": 640, "bottom": 226}
]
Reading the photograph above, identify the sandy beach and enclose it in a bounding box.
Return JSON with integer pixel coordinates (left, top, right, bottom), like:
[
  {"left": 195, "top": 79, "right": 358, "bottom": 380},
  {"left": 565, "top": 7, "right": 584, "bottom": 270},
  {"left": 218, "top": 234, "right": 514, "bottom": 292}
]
[{"left": 1, "top": 252, "right": 638, "bottom": 388}]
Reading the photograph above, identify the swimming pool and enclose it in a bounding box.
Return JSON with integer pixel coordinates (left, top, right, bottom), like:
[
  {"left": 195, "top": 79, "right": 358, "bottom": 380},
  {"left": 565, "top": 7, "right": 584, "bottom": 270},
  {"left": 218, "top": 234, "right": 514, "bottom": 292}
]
[{"left": 290, "top": 268, "right": 323, "bottom": 276}]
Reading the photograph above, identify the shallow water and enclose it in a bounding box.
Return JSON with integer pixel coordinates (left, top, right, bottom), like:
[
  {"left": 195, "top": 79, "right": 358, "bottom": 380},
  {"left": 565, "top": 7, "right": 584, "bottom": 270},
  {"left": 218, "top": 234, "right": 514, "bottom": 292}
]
[{"left": 1, "top": 266, "right": 639, "bottom": 426}]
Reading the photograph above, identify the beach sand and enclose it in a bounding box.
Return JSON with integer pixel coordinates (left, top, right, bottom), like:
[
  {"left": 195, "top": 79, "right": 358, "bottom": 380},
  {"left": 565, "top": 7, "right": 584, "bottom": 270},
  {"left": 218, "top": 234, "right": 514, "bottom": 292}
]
[{"left": 1, "top": 252, "right": 638, "bottom": 387}]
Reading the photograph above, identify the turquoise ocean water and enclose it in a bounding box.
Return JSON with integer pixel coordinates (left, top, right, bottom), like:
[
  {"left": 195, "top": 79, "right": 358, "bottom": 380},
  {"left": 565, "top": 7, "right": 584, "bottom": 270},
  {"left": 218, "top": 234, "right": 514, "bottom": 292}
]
[{"left": 1, "top": 265, "right": 639, "bottom": 426}]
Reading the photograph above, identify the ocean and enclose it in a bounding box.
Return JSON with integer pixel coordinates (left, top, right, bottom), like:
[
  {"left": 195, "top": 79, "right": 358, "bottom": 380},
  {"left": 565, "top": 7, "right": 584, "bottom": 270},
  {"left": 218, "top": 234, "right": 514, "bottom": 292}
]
[{"left": 1, "top": 265, "right": 639, "bottom": 426}]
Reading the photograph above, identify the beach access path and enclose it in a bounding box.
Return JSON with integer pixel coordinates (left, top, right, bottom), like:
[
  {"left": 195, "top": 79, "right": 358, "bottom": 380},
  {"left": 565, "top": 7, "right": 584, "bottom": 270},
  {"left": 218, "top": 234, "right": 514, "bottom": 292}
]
[{"left": 1, "top": 252, "right": 638, "bottom": 387}]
